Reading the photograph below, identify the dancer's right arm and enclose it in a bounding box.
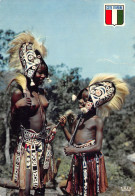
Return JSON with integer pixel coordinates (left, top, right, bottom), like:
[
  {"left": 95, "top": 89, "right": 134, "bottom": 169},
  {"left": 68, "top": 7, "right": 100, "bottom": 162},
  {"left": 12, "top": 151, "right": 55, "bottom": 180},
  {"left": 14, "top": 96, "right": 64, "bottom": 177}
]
[
  {"left": 11, "top": 89, "right": 31, "bottom": 113},
  {"left": 11, "top": 89, "right": 31, "bottom": 129},
  {"left": 59, "top": 116, "right": 75, "bottom": 142}
]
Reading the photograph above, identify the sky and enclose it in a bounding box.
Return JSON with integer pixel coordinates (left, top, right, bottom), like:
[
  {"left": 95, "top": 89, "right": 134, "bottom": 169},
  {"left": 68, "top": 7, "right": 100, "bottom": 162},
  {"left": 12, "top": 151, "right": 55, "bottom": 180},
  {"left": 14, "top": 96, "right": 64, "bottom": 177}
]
[{"left": 0, "top": 0, "right": 135, "bottom": 79}]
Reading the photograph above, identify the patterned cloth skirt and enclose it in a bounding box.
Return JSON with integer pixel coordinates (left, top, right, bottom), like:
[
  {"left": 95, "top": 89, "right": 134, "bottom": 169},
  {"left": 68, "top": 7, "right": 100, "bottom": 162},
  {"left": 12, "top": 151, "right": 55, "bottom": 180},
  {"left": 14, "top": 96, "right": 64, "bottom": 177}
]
[
  {"left": 66, "top": 141, "right": 108, "bottom": 196},
  {"left": 12, "top": 128, "right": 56, "bottom": 190}
]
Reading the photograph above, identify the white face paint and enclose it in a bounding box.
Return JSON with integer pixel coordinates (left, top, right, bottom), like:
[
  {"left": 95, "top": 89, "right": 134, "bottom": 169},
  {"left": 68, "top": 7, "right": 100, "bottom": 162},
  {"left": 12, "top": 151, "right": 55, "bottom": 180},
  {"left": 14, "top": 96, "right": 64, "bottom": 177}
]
[
  {"left": 19, "top": 43, "right": 41, "bottom": 79},
  {"left": 77, "top": 81, "right": 115, "bottom": 114},
  {"left": 89, "top": 81, "right": 115, "bottom": 108}
]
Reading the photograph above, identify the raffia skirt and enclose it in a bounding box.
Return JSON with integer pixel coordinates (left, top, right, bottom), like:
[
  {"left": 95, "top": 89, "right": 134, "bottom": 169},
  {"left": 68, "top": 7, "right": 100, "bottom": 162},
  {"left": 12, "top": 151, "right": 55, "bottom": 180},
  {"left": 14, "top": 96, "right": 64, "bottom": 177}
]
[
  {"left": 66, "top": 152, "right": 108, "bottom": 196},
  {"left": 12, "top": 129, "right": 57, "bottom": 190}
]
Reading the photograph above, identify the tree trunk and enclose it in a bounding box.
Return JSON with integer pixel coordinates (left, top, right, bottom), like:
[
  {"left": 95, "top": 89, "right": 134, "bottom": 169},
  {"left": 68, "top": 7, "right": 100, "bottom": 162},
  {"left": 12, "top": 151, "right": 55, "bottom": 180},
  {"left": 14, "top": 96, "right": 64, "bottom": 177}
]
[{"left": 3, "top": 109, "right": 11, "bottom": 165}]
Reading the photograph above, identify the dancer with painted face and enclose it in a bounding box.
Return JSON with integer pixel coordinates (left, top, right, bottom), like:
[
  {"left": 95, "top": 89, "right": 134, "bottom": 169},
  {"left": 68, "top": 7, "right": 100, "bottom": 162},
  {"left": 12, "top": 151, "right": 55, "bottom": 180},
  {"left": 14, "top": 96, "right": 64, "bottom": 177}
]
[
  {"left": 59, "top": 74, "right": 129, "bottom": 196},
  {"left": 8, "top": 32, "right": 57, "bottom": 196}
]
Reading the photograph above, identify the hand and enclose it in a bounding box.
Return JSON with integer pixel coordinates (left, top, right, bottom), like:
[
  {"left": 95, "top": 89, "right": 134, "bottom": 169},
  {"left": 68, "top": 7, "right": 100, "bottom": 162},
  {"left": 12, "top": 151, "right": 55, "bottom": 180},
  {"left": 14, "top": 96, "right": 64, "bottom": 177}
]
[
  {"left": 50, "top": 126, "right": 57, "bottom": 134},
  {"left": 47, "top": 126, "right": 57, "bottom": 143},
  {"left": 15, "top": 97, "right": 32, "bottom": 109},
  {"left": 59, "top": 115, "right": 67, "bottom": 127},
  {"left": 64, "top": 145, "right": 78, "bottom": 156}
]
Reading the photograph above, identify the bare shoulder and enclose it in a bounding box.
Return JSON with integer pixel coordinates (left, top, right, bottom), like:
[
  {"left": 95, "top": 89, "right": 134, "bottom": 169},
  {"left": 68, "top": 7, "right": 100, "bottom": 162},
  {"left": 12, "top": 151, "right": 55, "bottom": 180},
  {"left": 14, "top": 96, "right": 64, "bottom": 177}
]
[
  {"left": 38, "top": 88, "right": 47, "bottom": 96},
  {"left": 11, "top": 89, "right": 23, "bottom": 98},
  {"left": 38, "top": 88, "right": 49, "bottom": 108},
  {"left": 39, "top": 88, "right": 48, "bottom": 100},
  {"left": 92, "top": 115, "right": 103, "bottom": 126},
  {"left": 11, "top": 89, "right": 23, "bottom": 104}
]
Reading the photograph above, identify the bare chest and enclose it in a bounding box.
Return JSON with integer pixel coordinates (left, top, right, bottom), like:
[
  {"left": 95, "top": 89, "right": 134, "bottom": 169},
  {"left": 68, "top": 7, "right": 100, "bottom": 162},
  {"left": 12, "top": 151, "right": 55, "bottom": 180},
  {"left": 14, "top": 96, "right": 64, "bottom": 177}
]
[
  {"left": 30, "top": 92, "right": 48, "bottom": 108},
  {"left": 73, "top": 118, "right": 96, "bottom": 144}
]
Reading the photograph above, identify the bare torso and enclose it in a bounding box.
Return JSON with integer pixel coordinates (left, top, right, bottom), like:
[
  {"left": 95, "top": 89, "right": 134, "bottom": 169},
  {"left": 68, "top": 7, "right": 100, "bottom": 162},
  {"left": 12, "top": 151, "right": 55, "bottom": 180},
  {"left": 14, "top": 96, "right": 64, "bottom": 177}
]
[
  {"left": 11, "top": 88, "right": 49, "bottom": 133},
  {"left": 73, "top": 116, "right": 99, "bottom": 145},
  {"left": 26, "top": 92, "right": 48, "bottom": 132}
]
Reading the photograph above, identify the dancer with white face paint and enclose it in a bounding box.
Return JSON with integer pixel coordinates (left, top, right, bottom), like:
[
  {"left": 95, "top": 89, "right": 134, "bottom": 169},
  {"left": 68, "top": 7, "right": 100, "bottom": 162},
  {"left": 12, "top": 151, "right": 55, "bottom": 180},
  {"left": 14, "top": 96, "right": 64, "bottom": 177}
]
[
  {"left": 59, "top": 74, "right": 129, "bottom": 196},
  {"left": 8, "top": 32, "right": 57, "bottom": 196}
]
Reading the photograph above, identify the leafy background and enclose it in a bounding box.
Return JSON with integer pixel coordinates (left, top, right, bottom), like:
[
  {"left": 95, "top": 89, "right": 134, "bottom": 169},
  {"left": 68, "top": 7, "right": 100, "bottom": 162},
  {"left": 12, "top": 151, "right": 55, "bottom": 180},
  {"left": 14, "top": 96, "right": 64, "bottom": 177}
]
[{"left": 0, "top": 30, "right": 135, "bottom": 195}]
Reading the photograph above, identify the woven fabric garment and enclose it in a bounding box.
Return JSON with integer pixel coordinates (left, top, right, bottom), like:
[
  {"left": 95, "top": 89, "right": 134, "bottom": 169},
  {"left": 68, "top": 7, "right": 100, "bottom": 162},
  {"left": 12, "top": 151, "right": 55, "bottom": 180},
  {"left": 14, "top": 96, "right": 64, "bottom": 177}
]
[
  {"left": 12, "top": 128, "right": 56, "bottom": 189},
  {"left": 66, "top": 141, "right": 108, "bottom": 196}
]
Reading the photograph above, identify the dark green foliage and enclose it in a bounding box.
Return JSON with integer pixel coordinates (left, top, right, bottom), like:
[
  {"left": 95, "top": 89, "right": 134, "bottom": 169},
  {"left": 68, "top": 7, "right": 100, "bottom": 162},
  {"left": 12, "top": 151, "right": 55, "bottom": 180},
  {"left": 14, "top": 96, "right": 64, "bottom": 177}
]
[
  {"left": 45, "top": 64, "right": 89, "bottom": 123},
  {"left": 102, "top": 77, "right": 135, "bottom": 186},
  {"left": 0, "top": 29, "right": 135, "bottom": 190},
  {"left": 0, "top": 29, "right": 16, "bottom": 70}
]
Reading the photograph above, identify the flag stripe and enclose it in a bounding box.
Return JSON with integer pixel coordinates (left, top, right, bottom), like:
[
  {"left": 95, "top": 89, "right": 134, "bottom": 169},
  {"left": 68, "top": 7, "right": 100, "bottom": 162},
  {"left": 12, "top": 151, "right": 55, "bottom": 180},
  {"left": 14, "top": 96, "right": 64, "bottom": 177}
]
[
  {"left": 112, "top": 9, "right": 117, "bottom": 25},
  {"left": 106, "top": 10, "right": 112, "bottom": 25},
  {"left": 117, "top": 10, "right": 123, "bottom": 25}
]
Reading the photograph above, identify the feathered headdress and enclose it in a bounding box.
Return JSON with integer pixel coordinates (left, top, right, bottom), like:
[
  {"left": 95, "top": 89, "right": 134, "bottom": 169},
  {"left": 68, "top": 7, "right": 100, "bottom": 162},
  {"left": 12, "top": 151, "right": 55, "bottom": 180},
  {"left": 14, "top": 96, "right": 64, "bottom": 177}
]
[
  {"left": 89, "top": 74, "right": 129, "bottom": 117},
  {"left": 7, "top": 73, "right": 27, "bottom": 95},
  {"left": 73, "top": 73, "right": 129, "bottom": 118},
  {"left": 7, "top": 32, "right": 47, "bottom": 87}
]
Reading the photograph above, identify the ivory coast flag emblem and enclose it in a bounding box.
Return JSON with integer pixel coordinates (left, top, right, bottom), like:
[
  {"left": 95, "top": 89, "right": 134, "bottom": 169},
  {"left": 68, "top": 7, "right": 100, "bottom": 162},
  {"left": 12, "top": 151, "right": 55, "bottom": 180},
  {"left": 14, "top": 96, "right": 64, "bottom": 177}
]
[{"left": 104, "top": 4, "right": 125, "bottom": 26}]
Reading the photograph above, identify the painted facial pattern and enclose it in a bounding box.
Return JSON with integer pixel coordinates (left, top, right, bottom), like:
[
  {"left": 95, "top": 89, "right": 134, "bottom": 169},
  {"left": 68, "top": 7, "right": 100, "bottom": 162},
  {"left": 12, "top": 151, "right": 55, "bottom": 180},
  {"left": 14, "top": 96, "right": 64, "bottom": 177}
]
[
  {"left": 19, "top": 43, "right": 41, "bottom": 79},
  {"left": 89, "top": 81, "right": 115, "bottom": 108}
]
